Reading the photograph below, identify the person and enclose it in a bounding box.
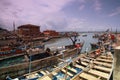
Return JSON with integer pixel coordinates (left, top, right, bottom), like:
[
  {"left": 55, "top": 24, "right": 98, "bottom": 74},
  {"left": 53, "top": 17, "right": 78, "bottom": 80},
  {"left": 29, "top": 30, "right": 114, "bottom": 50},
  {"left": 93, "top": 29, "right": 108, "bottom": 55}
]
[
  {"left": 90, "top": 51, "right": 95, "bottom": 58},
  {"left": 54, "top": 49, "right": 59, "bottom": 55},
  {"left": 78, "top": 58, "right": 82, "bottom": 65},
  {"left": 69, "top": 62, "right": 74, "bottom": 67},
  {"left": 89, "top": 59, "right": 94, "bottom": 68},
  {"left": 45, "top": 47, "right": 51, "bottom": 56},
  {"left": 85, "top": 48, "right": 88, "bottom": 56},
  {"left": 96, "top": 49, "right": 100, "bottom": 55}
]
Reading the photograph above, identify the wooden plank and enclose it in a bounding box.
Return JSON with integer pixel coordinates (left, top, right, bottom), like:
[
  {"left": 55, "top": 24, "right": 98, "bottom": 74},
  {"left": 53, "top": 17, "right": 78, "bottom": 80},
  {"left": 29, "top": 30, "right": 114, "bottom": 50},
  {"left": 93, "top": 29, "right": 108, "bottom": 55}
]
[
  {"left": 34, "top": 73, "right": 39, "bottom": 77},
  {"left": 45, "top": 70, "right": 50, "bottom": 74},
  {"left": 82, "top": 62, "right": 89, "bottom": 66},
  {"left": 74, "top": 64, "right": 84, "bottom": 69},
  {"left": 40, "top": 71, "right": 46, "bottom": 75},
  {"left": 88, "top": 69, "right": 109, "bottom": 79},
  {"left": 67, "top": 67, "right": 77, "bottom": 73},
  {"left": 76, "top": 60, "right": 88, "bottom": 66},
  {"left": 52, "top": 72, "right": 57, "bottom": 75},
  {"left": 26, "top": 73, "right": 37, "bottom": 79},
  {"left": 81, "top": 58, "right": 90, "bottom": 62},
  {"left": 96, "top": 58, "right": 112, "bottom": 63},
  {"left": 100, "top": 56, "right": 112, "bottom": 60},
  {"left": 44, "top": 76, "right": 52, "bottom": 80},
  {"left": 61, "top": 69, "right": 73, "bottom": 77},
  {"left": 94, "top": 65, "right": 111, "bottom": 72},
  {"left": 79, "top": 72, "right": 98, "bottom": 80},
  {"left": 39, "top": 76, "right": 52, "bottom": 80},
  {"left": 94, "top": 61, "right": 112, "bottom": 68}
]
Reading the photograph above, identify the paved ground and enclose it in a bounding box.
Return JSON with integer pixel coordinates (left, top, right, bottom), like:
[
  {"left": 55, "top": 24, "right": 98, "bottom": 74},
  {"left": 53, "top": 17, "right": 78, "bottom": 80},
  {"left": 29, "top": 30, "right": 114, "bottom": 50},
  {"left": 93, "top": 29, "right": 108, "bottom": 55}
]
[
  {"left": 113, "top": 34, "right": 120, "bottom": 80},
  {"left": 114, "top": 47, "right": 120, "bottom": 80}
]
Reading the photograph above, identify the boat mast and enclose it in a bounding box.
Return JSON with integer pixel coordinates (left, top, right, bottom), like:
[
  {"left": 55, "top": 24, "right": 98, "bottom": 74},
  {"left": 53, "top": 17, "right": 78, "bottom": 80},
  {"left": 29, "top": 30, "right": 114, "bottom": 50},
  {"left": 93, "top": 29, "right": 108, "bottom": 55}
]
[{"left": 28, "top": 48, "right": 32, "bottom": 76}]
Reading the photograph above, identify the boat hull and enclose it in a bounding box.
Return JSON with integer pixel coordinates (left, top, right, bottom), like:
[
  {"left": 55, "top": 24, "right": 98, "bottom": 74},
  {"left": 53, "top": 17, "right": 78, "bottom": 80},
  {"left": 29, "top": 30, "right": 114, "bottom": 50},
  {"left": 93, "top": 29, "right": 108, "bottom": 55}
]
[
  {"left": 0, "top": 47, "right": 82, "bottom": 80},
  {"left": 1, "top": 42, "right": 84, "bottom": 80},
  {"left": 37, "top": 49, "right": 113, "bottom": 80},
  {"left": 90, "top": 43, "right": 99, "bottom": 50}
]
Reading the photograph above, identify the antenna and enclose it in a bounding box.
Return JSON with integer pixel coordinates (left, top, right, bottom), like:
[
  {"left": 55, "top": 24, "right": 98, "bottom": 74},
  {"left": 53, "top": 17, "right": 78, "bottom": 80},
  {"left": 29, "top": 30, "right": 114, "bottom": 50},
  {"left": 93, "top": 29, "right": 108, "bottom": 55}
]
[
  {"left": 115, "top": 28, "right": 117, "bottom": 43},
  {"left": 13, "top": 21, "right": 15, "bottom": 33}
]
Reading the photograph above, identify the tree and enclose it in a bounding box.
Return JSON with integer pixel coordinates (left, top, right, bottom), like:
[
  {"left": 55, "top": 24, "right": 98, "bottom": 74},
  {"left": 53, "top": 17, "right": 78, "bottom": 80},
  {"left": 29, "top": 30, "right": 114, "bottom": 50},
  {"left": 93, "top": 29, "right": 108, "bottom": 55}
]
[{"left": 67, "top": 32, "right": 79, "bottom": 47}]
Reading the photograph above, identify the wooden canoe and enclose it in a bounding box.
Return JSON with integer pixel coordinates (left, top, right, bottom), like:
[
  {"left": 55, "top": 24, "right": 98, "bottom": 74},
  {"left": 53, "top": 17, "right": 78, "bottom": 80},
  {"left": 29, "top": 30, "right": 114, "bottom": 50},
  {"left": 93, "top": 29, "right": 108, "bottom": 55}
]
[{"left": 8, "top": 48, "right": 113, "bottom": 80}]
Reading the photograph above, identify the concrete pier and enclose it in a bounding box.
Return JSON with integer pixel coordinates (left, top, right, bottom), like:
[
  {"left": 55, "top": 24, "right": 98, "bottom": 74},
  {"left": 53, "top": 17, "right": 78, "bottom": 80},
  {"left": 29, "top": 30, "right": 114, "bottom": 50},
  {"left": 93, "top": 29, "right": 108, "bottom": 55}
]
[{"left": 113, "top": 46, "right": 120, "bottom": 80}]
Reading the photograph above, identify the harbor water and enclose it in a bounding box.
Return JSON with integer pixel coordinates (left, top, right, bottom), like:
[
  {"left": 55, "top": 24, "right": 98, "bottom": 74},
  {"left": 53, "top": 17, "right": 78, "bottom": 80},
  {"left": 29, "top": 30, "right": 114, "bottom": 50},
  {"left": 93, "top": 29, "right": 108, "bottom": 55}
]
[{"left": 45, "top": 33, "right": 98, "bottom": 53}]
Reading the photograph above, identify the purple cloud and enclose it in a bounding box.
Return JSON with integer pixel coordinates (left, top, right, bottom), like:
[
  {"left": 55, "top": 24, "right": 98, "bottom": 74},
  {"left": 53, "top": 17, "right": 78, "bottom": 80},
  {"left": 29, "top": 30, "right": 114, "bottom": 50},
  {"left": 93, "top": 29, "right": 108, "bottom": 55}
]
[
  {"left": 79, "top": 0, "right": 86, "bottom": 3},
  {"left": 0, "top": 0, "right": 73, "bottom": 30},
  {"left": 93, "top": 0, "right": 102, "bottom": 11},
  {"left": 109, "top": 6, "right": 120, "bottom": 17},
  {"left": 0, "top": 0, "right": 120, "bottom": 31},
  {"left": 79, "top": 4, "right": 85, "bottom": 10}
]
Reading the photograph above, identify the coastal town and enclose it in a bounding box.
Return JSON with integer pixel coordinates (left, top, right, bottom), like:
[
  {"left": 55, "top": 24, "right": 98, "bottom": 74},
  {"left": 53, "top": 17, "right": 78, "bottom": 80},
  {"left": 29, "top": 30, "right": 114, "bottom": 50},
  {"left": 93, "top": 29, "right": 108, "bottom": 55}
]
[{"left": 0, "top": 23, "right": 120, "bottom": 80}]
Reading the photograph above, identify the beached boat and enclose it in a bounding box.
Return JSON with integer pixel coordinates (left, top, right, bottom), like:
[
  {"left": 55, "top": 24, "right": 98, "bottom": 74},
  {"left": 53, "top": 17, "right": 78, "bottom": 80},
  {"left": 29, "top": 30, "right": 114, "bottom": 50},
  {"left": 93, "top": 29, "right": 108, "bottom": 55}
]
[
  {"left": 82, "top": 34, "right": 87, "bottom": 37},
  {"left": 0, "top": 46, "right": 26, "bottom": 58},
  {"left": 10, "top": 48, "right": 113, "bottom": 80},
  {"left": 93, "top": 34, "right": 99, "bottom": 38},
  {"left": 1, "top": 43, "right": 84, "bottom": 80},
  {"left": 71, "top": 51, "right": 113, "bottom": 80},
  {"left": 42, "top": 37, "right": 51, "bottom": 42},
  {"left": 90, "top": 43, "right": 99, "bottom": 50},
  {"left": 0, "top": 43, "right": 45, "bottom": 59}
]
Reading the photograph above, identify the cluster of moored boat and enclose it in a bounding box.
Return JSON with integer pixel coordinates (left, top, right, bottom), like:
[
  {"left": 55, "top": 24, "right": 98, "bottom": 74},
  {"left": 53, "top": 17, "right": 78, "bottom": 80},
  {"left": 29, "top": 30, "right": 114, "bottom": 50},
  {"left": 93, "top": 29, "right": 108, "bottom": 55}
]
[
  {"left": 39, "top": 49, "right": 113, "bottom": 80},
  {"left": 91, "top": 32, "right": 116, "bottom": 50},
  {"left": 7, "top": 48, "right": 113, "bottom": 80},
  {"left": 0, "top": 43, "right": 83, "bottom": 80},
  {"left": 0, "top": 46, "right": 25, "bottom": 57},
  {"left": 0, "top": 44, "right": 45, "bottom": 57},
  {"left": 4, "top": 32, "right": 115, "bottom": 80}
]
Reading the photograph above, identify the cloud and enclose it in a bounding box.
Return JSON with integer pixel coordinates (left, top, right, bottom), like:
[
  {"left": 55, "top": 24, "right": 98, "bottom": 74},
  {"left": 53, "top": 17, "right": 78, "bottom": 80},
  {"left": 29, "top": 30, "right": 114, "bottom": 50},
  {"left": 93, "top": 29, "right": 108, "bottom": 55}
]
[
  {"left": 0, "top": 0, "right": 73, "bottom": 30},
  {"left": 66, "top": 18, "right": 87, "bottom": 31},
  {"left": 79, "top": 4, "right": 85, "bottom": 10},
  {"left": 78, "top": 0, "right": 86, "bottom": 3},
  {"left": 39, "top": 13, "right": 87, "bottom": 31},
  {"left": 109, "top": 6, "right": 120, "bottom": 17},
  {"left": 93, "top": 0, "right": 102, "bottom": 11},
  {"left": 78, "top": 0, "right": 86, "bottom": 11}
]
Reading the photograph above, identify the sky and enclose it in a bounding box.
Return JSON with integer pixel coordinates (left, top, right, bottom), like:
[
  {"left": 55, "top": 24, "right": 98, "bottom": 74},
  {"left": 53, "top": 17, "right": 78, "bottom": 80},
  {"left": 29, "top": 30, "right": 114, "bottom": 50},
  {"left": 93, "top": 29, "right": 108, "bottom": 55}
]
[{"left": 0, "top": 0, "right": 120, "bottom": 32}]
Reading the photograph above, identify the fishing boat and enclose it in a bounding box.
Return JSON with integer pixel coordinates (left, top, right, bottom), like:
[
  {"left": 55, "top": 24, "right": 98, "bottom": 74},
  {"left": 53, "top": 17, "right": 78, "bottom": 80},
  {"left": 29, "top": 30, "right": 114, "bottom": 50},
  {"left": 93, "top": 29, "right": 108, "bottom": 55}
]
[
  {"left": 82, "top": 34, "right": 87, "bottom": 37},
  {"left": 71, "top": 51, "right": 113, "bottom": 80},
  {"left": 0, "top": 42, "right": 45, "bottom": 59},
  {"left": 0, "top": 46, "right": 26, "bottom": 58},
  {"left": 90, "top": 43, "right": 99, "bottom": 50},
  {"left": 1, "top": 43, "right": 84, "bottom": 80},
  {"left": 24, "top": 48, "right": 113, "bottom": 80},
  {"left": 93, "top": 34, "right": 99, "bottom": 38},
  {"left": 42, "top": 37, "right": 51, "bottom": 42}
]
